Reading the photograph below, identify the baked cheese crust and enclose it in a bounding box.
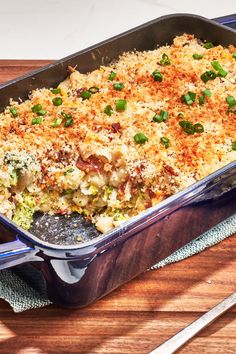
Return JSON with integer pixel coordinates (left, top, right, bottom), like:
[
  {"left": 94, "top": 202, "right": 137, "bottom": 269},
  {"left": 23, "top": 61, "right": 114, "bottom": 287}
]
[{"left": 0, "top": 34, "right": 235, "bottom": 234}]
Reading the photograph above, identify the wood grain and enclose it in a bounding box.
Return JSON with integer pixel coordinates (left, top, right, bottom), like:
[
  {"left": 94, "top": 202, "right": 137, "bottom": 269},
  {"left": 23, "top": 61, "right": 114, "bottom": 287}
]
[{"left": 0, "top": 61, "right": 235, "bottom": 354}]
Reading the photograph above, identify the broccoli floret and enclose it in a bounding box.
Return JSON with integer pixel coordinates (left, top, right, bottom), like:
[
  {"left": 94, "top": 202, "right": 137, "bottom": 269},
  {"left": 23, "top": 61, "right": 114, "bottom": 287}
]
[
  {"left": 4, "top": 152, "right": 40, "bottom": 191},
  {"left": 13, "top": 193, "right": 36, "bottom": 230}
]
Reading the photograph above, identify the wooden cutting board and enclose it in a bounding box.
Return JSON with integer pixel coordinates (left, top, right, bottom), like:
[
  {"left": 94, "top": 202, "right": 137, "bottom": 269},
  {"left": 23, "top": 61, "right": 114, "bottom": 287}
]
[{"left": 0, "top": 61, "right": 235, "bottom": 354}]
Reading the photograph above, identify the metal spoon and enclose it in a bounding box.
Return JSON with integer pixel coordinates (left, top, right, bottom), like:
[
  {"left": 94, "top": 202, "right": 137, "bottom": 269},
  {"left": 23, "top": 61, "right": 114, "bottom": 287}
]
[{"left": 149, "top": 291, "right": 236, "bottom": 354}]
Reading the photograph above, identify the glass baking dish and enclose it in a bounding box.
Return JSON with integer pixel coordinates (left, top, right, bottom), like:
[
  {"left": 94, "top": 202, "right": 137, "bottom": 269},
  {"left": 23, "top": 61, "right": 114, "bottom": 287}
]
[{"left": 0, "top": 13, "right": 236, "bottom": 308}]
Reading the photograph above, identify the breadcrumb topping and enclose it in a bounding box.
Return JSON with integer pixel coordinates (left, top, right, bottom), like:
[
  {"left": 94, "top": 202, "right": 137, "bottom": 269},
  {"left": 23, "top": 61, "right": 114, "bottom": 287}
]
[{"left": 0, "top": 34, "right": 235, "bottom": 234}]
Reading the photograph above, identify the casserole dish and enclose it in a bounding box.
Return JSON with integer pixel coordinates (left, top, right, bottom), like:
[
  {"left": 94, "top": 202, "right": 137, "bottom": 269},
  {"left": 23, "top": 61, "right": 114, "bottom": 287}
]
[{"left": 0, "top": 13, "right": 236, "bottom": 308}]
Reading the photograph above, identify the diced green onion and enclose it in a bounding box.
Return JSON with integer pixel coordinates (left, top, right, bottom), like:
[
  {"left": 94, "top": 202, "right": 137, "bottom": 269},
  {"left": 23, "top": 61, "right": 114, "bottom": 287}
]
[
  {"left": 232, "top": 141, "right": 236, "bottom": 151},
  {"left": 202, "top": 89, "right": 212, "bottom": 97},
  {"left": 200, "top": 70, "right": 217, "bottom": 83},
  {"left": 160, "top": 53, "right": 171, "bottom": 65},
  {"left": 31, "top": 104, "right": 42, "bottom": 113},
  {"left": 211, "top": 61, "right": 228, "bottom": 77},
  {"left": 179, "top": 120, "right": 195, "bottom": 135},
  {"left": 52, "top": 97, "right": 63, "bottom": 106},
  {"left": 134, "top": 132, "right": 148, "bottom": 144},
  {"left": 226, "top": 95, "right": 236, "bottom": 108},
  {"left": 199, "top": 89, "right": 211, "bottom": 105},
  {"left": 113, "top": 82, "right": 125, "bottom": 91},
  {"left": 179, "top": 120, "right": 204, "bottom": 134},
  {"left": 199, "top": 96, "right": 205, "bottom": 105},
  {"left": 51, "top": 117, "right": 63, "bottom": 127},
  {"left": 37, "top": 110, "right": 47, "bottom": 116},
  {"left": 153, "top": 114, "right": 163, "bottom": 123},
  {"left": 204, "top": 42, "right": 214, "bottom": 49},
  {"left": 233, "top": 53, "right": 236, "bottom": 59},
  {"left": 88, "top": 86, "right": 99, "bottom": 94},
  {"left": 160, "top": 136, "right": 170, "bottom": 148},
  {"left": 192, "top": 53, "right": 203, "bottom": 59},
  {"left": 51, "top": 88, "right": 61, "bottom": 94},
  {"left": 153, "top": 110, "right": 169, "bottom": 123},
  {"left": 61, "top": 112, "right": 72, "bottom": 119},
  {"left": 62, "top": 189, "right": 74, "bottom": 196},
  {"left": 31, "top": 117, "right": 43, "bottom": 125},
  {"left": 178, "top": 112, "right": 184, "bottom": 119},
  {"left": 116, "top": 99, "right": 127, "bottom": 111},
  {"left": 159, "top": 110, "right": 168, "bottom": 121},
  {"left": 181, "top": 91, "right": 196, "bottom": 105},
  {"left": 108, "top": 71, "right": 117, "bottom": 81},
  {"left": 80, "top": 91, "right": 91, "bottom": 100},
  {"left": 64, "top": 117, "right": 73, "bottom": 127},
  {"left": 64, "top": 168, "right": 74, "bottom": 175},
  {"left": 9, "top": 107, "right": 18, "bottom": 117},
  {"left": 152, "top": 71, "right": 163, "bottom": 82},
  {"left": 104, "top": 105, "right": 113, "bottom": 116},
  {"left": 194, "top": 123, "right": 204, "bottom": 133}
]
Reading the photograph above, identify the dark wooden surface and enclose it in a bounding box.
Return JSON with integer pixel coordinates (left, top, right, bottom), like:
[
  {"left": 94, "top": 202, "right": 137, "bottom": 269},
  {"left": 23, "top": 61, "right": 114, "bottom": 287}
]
[{"left": 0, "top": 61, "right": 235, "bottom": 354}]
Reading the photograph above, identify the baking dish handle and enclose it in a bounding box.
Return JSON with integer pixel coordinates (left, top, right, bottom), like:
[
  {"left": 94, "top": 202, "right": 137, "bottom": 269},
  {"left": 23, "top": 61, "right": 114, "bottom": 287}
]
[
  {"left": 0, "top": 238, "right": 35, "bottom": 270},
  {"left": 214, "top": 14, "right": 236, "bottom": 28}
]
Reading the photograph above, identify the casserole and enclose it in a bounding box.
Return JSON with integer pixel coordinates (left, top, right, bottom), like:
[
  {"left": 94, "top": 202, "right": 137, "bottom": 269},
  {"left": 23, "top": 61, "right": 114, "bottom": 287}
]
[{"left": 0, "top": 13, "right": 236, "bottom": 308}]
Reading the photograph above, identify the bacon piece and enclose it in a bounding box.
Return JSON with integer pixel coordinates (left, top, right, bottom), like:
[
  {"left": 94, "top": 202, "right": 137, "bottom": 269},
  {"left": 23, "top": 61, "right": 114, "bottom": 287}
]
[
  {"left": 147, "top": 188, "right": 156, "bottom": 199},
  {"left": 76, "top": 87, "right": 87, "bottom": 96},
  {"left": 76, "top": 156, "right": 104, "bottom": 172},
  {"left": 111, "top": 122, "right": 122, "bottom": 134},
  {"left": 164, "top": 164, "right": 179, "bottom": 176}
]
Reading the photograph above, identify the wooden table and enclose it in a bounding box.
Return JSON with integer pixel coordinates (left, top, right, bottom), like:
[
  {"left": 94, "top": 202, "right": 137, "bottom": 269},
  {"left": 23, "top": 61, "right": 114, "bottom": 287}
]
[{"left": 0, "top": 61, "right": 235, "bottom": 354}]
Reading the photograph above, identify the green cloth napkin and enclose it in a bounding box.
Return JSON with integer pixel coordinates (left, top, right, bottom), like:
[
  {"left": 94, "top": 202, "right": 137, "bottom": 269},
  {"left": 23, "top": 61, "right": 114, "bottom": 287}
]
[{"left": 0, "top": 213, "right": 236, "bottom": 312}]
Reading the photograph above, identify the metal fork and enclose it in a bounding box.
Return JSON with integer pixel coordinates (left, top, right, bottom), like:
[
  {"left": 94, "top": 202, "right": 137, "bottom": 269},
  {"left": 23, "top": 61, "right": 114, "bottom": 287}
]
[{"left": 149, "top": 292, "right": 236, "bottom": 354}]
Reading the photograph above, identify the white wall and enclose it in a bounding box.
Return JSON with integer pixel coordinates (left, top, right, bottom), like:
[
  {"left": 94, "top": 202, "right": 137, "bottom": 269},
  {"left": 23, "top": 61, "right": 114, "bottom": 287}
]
[{"left": 0, "top": 0, "right": 235, "bottom": 59}]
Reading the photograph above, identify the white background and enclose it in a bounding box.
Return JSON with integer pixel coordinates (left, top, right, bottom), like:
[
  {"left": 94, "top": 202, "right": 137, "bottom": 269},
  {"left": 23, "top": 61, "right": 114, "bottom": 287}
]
[{"left": 0, "top": 0, "right": 236, "bottom": 59}]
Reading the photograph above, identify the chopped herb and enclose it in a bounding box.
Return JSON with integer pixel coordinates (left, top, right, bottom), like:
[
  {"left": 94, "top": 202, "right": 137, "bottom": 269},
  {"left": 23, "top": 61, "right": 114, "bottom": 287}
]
[
  {"left": 153, "top": 110, "right": 168, "bottom": 123},
  {"left": 61, "top": 112, "right": 72, "bottom": 119},
  {"left": 37, "top": 110, "right": 47, "bottom": 116},
  {"left": 232, "top": 141, "right": 236, "bottom": 151},
  {"left": 181, "top": 91, "right": 196, "bottom": 105},
  {"left": 179, "top": 120, "right": 195, "bottom": 135},
  {"left": 52, "top": 97, "right": 63, "bottom": 106},
  {"left": 160, "top": 136, "right": 170, "bottom": 148},
  {"left": 9, "top": 107, "right": 18, "bottom": 117},
  {"left": 104, "top": 105, "right": 113, "bottom": 116},
  {"left": 116, "top": 99, "right": 127, "bottom": 111},
  {"left": 51, "top": 88, "right": 61, "bottom": 94},
  {"left": 211, "top": 61, "right": 228, "bottom": 78},
  {"left": 80, "top": 90, "right": 91, "bottom": 100},
  {"left": 134, "top": 132, "right": 148, "bottom": 144},
  {"left": 199, "top": 95, "right": 205, "bottom": 105},
  {"left": 88, "top": 86, "right": 99, "bottom": 94},
  {"left": 113, "top": 82, "right": 125, "bottom": 91},
  {"left": 31, "top": 117, "right": 43, "bottom": 125},
  {"left": 204, "top": 42, "right": 214, "bottom": 49},
  {"left": 62, "top": 189, "right": 74, "bottom": 196},
  {"left": 64, "top": 168, "right": 74, "bottom": 175},
  {"left": 199, "top": 90, "right": 211, "bottom": 105},
  {"left": 178, "top": 112, "right": 184, "bottom": 119},
  {"left": 202, "top": 89, "right": 212, "bottom": 97},
  {"left": 31, "top": 104, "right": 42, "bottom": 113},
  {"left": 192, "top": 53, "right": 203, "bottom": 59},
  {"left": 200, "top": 70, "right": 217, "bottom": 83},
  {"left": 51, "top": 117, "right": 63, "bottom": 127},
  {"left": 226, "top": 95, "right": 236, "bottom": 108},
  {"left": 152, "top": 71, "right": 163, "bottom": 82},
  {"left": 179, "top": 120, "right": 204, "bottom": 134},
  {"left": 233, "top": 53, "right": 236, "bottom": 59},
  {"left": 64, "top": 117, "right": 73, "bottom": 127},
  {"left": 160, "top": 53, "right": 171, "bottom": 65},
  {"left": 194, "top": 123, "right": 204, "bottom": 133},
  {"left": 108, "top": 71, "right": 117, "bottom": 81}
]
